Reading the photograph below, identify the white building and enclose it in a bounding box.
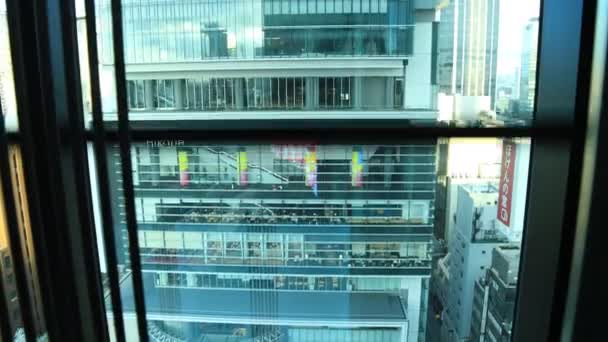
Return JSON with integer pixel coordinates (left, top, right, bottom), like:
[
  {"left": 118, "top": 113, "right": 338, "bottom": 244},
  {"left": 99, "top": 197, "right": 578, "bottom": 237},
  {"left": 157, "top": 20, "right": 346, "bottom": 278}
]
[
  {"left": 438, "top": 184, "right": 507, "bottom": 341},
  {"left": 433, "top": 138, "right": 529, "bottom": 341}
]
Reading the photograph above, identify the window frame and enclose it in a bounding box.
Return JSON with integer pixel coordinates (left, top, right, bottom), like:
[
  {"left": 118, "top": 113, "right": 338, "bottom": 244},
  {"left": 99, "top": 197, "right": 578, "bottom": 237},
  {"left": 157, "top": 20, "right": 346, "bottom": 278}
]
[{"left": 0, "top": 0, "right": 601, "bottom": 342}]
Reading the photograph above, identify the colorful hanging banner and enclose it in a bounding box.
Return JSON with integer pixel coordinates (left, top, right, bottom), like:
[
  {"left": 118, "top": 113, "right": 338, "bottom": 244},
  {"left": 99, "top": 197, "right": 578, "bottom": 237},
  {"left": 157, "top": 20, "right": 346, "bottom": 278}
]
[
  {"left": 271, "top": 144, "right": 306, "bottom": 164},
  {"left": 351, "top": 147, "right": 364, "bottom": 187},
  {"left": 178, "top": 151, "right": 189, "bottom": 186},
  {"left": 237, "top": 150, "right": 248, "bottom": 186},
  {"left": 304, "top": 146, "right": 318, "bottom": 196}
]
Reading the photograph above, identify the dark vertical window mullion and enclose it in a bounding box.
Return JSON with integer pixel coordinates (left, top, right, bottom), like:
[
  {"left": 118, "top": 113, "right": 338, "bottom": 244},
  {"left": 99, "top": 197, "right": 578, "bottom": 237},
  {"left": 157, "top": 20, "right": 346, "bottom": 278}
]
[
  {"left": 109, "top": 0, "right": 149, "bottom": 341},
  {"left": 332, "top": 77, "right": 336, "bottom": 107},
  {"left": 339, "top": 77, "right": 343, "bottom": 107},
  {"left": 184, "top": 80, "right": 189, "bottom": 109},
  {"left": 245, "top": 78, "right": 250, "bottom": 108},
  {"left": 271, "top": 77, "right": 275, "bottom": 108},
  {"left": 83, "top": 0, "right": 127, "bottom": 341},
  {"left": 0, "top": 112, "right": 32, "bottom": 342},
  {"left": 223, "top": 78, "right": 227, "bottom": 109},
  {"left": 324, "top": 77, "right": 328, "bottom": 107},
  {"left": 231, "top": 78, "right": 235, "bottom": 108},
  {"left": 284, "top": 78, "right": 288, "bottom": 108}
]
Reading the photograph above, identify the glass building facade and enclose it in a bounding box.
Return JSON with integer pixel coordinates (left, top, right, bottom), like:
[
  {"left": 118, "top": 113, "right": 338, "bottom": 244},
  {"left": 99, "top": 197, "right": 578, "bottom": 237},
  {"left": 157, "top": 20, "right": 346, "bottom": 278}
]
[
  {"left": 124, "top": 76, "right": 408, "bottom": 112},
  {"left": 518, "top": 18, "right": 539, "bottom": 118},
  {"left": 99, "top": 0, "right": 439, "bottom": 341},
  {"left": 437, "top": 0, "right": 500, "bottom": 98},
  {"left": 95, "top": 0, "right": 438, "bottom": 117},
  {"left": 97, "top": 0, "right": 415, "bottom": 64},
  {"left": 4, "top": 0, "right": 588, "bottom": 341},
  {"left": 108, "top": 143, "right": 435, "bottom": 341}
]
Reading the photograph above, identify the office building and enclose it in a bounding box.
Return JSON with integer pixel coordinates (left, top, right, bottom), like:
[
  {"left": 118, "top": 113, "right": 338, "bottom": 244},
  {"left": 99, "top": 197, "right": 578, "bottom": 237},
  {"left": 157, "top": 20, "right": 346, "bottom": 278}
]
[
  {"left": 428, "top": 138, "right": 501, "bottom": 342},
  {"left": 95, "top": 1, "right": 442, "bottom": 341},
  {"left": 437, "top": 0, "right": 500, "bottom": 97},
  {"left": 437, "top": 0, "right": 500, "bottom": 119},
  {"left": 428, "top": 138, "right": 529, "bottom": 341},
  {"left": 518, "top": 17, "right": 539, "bottom": 118},
  {"left": 431, "top": 184, "right": 508, "bottom": 342},
  {"left": 470, "top": 272, "right": 489, "bottom": 342},
  {"left": 96, "top": 0, "right": 441, "bottom": 119},
  {"left": 2, "top": 0, "right": 605, "bottom": 341},
  {"left": 470, "top": 245, "right": 520, "bottom": 342},
  {"left": 433, "top": 138, "right": 501, "bottom": 244},
  {"left": 108, "top": 143, "right": 436, "bottom": 342}
]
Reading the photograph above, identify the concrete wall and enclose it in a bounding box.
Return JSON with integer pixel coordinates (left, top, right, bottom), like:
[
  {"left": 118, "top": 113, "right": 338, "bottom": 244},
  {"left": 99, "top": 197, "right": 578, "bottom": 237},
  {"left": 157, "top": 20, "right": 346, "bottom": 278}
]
[
  {"left": 406, "top": 15, "right": 435, "bottom": 110},
  {"left": 453, "top": 95, "right": 491, "bottom": 121},
  {"left": 361, "top": 77, "right": 389, "bottom": 108},
  {"left": 459, "top": 243, "right": 497, "bottom": 339},
  {"left": 404, "top": 277, "right": 425, "bottom": 342},
  {"left": 448, "top": 186, "right": 504, "bottom": 341},
  {"left": 415, "top": 0, "right": 443, "bottom": 10},
  {"left": 455, "top": 187, "right": 474, "bottom": 240}
]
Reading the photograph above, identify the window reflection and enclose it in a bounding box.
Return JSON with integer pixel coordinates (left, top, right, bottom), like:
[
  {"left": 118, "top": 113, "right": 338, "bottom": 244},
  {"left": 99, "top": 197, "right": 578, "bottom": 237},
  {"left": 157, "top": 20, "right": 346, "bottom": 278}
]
[
  {"left": 98, "top": 0, "right": 414, "bottom": 63},
  {"left": 87, "top": 0, "right": 542, "bottom": 340},
  {"left": 319, "top": 77, "right": 351, "bottom": 108},
  {"left": 126, "top": 80, "right": 145, "bottom": 110},
  {"left": 110, "top": 142, "right": 435, "bottom": 342},
  {"left": 152, "top": 80, "right": 176, "bottom": 109},
  {"left": 103, "top": 139, "right": 533, "bottom": 342}
]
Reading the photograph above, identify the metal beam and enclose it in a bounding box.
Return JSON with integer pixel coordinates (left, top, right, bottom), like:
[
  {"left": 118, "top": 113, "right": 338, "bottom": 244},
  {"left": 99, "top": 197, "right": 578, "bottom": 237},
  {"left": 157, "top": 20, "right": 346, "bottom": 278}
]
[
  {"left": 83, "top": 0, "right": 127, "bottom": 341},
  {"left": 110, "top": 0, "right": 149, "bottom": 340},
  {"left": 512, "top": 0, "right": 597, "bottom": 341}
]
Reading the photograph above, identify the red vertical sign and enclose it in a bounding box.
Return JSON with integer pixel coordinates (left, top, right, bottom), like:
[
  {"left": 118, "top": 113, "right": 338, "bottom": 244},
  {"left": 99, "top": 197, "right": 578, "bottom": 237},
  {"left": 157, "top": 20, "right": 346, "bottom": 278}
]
[{"left": 497, "top": 141, "right": 516, "bottom": 226}]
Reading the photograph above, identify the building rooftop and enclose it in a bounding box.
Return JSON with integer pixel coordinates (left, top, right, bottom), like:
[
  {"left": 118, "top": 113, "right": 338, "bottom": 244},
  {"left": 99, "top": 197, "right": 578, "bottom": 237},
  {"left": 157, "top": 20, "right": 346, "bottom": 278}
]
[
  {"left": 461, "top": 183, "right": 499, "bottom": 206},
  {"left": 494, "top": 245, "right": 521, "bottom": 261},
  {"left": 492, "top": 245, "right": 521, "bottom": 285},
  {"left": 456, "top": 183, "right": 508, "bottom": 243}
]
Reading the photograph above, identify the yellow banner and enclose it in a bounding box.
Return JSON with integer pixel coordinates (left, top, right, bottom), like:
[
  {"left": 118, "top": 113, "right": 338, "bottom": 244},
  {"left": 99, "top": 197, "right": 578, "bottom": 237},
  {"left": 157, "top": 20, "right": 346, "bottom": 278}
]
[{"left": 178, "top": 151, "right": 188, "bottom": 171}]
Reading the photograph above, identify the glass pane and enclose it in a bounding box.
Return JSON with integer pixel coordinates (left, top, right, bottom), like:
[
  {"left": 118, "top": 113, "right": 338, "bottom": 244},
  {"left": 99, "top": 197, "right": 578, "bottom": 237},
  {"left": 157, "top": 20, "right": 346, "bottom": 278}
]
[
  {"left": 429, "top": 138, "right": 529, "bottom": 342},
  {"left": 437, "top": 0, "right": 541, "bottom": 124},
  {"left": 81, "top": 0, "right": 542, "bottom": 126},
  {"left": 72, "top": 0, "right": 545, "bottom": 340},
  {"left": 105, "top": 138, "right": 530, "bottom": 342}
]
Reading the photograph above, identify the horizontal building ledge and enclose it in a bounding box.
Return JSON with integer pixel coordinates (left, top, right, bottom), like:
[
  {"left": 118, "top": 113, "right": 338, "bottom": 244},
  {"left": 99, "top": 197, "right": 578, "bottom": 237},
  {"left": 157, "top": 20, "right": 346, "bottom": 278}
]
[{"left": 99, "top": 109, "right": 438, "bottom": 122}]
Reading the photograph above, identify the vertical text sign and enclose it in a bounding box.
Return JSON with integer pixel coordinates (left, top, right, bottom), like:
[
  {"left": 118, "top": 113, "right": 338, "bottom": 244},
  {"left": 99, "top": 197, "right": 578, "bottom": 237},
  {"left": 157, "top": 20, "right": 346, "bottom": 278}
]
[{"left": 497, "top": 141, "right": 516, "bottom": 226}]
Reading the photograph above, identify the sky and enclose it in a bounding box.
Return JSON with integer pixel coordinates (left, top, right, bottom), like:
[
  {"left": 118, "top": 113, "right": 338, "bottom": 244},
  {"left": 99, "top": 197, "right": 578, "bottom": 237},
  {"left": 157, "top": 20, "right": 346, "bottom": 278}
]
[{"left": 496, "top": 0, "right": 541, "bottom": 76}]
